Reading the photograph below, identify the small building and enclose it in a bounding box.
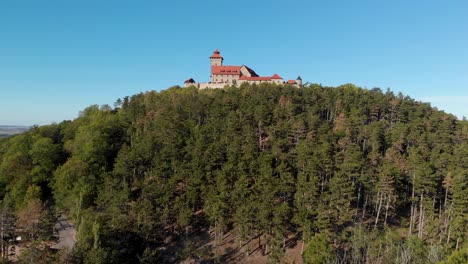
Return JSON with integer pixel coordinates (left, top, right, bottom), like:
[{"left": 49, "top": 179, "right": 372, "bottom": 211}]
[
  {"left": 184, "top": 78, "right": 196, "bottom": 86},
  {"left": 185, "top": 50, "right": 302, "bottom": 89},
  {"left": 286, "top": 77, "right": 302, "bottom": 86}
]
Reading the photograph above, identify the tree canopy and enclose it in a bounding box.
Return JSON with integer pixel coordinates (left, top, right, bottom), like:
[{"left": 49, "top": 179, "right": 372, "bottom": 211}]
[{"left": 0, "top": 83, "right": 466, "bottom": 263}]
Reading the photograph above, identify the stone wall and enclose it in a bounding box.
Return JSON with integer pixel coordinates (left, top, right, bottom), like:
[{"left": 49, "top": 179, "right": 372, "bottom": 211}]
[
  {"left": 197, "top": 83, "right": 231, "bottom": 89},
  {"left": 195, "top": 80, "right": 300, "bottom": 89},
  {"left": 211, "top": 74, "right": 239, "bottom": 84}
]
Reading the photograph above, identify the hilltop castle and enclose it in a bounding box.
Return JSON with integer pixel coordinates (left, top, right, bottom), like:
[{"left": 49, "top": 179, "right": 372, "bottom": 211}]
[{"left": 184, "top": 50, "right": 302, "bottom": 89}]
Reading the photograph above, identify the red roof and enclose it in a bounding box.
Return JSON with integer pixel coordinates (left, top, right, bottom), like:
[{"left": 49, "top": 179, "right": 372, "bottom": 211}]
[
  {"left": 211, "top": 66, "right": 241, "bottom": 75},
  {"left": 210, "top": 49, "right": 223, "bottom": 59},
  {"left": 287, "top": 80, "right": 297, "bottom": 84},
  {"left": 271, "top": 73, "right": 283, "bottom": 79},
  {"left": 239, "top": 73, "right": 283, "bottom": 81}
]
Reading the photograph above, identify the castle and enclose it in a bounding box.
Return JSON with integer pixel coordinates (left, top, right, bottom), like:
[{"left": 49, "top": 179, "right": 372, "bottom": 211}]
[{"left": 184, "top": 50, "right": 302, "bottom": 89}]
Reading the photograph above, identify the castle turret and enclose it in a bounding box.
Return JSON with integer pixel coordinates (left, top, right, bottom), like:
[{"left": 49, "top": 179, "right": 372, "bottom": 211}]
[
  {"left": 296, "top": 76, "right": 302, "bottom": 86},
  {"left": 184, "top": 78, "right": 195, "bottom": 87},
  {"left": 210, "top": 49, "right": 223, "bottom": 66}
]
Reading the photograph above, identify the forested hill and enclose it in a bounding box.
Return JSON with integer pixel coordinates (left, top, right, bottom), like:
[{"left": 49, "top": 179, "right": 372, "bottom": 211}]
[{"left": 0, "top": 83, "right": 467, "bottom": 263}]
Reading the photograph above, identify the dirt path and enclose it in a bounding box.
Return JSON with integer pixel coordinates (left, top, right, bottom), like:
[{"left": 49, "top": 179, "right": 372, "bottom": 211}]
[{"left": 51, "top": 215, "right": 76, "bottom": 251}]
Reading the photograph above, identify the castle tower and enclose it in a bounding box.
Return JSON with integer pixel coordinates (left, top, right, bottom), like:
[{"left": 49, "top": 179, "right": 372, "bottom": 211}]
[
  {"left": 296, "top": 76, "right": 303, "bottom": 86},
  {"left": 210, "top": 49, "right": 223, "bottom": 66}
]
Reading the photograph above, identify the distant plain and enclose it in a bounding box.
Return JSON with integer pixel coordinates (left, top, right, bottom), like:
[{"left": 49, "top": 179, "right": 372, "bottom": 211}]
[{"left": 0, "top": 125, "right": 29, "bottom": 138}]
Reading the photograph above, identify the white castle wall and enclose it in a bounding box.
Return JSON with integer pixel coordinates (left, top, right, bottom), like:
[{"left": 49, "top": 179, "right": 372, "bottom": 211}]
[
  {"left": 211, "top": 74, "right": 239, "bottom": 84},
  {"left": 197, "top": 83, "right": 231, "bottom": 89}
]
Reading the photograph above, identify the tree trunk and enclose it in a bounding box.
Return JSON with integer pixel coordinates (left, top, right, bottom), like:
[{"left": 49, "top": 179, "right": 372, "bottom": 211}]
[
  {"left": 374, "top": 190, "right": 380, "bottom": 212},
  {"left": 384, "top": 195, "right": 391, "bottom": 226},
  {"left": 418, "top": 193, "right": 424, "bottom": 239},
  {"left": 1, "top": 213, "right": 4, "bottom": 260},
  {"left": 408, "top": 182, "right": 415, "bottom": 236},
  {"left": 356, "top": 184, "right": 361, "bottom": 216},
  {"left": 258, "top": 234, "right": 261, "bottom": 253},
  {"left": 447, "top": 227, "right": 451, "bottom": 245},
  {"left": 362, "top": 195, "right": 368, "bottom": 221},
  {"left": 375, "top": 192, "right": 383, "bottom": 228},
  {"left": 438, "top": 200, "right": 442, "bottom": 227},
  {"left": 301, "top": 239, "right": 305, "bottom": 255}
]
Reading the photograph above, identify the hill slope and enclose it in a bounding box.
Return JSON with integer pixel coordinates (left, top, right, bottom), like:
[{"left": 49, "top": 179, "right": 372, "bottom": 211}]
[{"left": 0, "top": 83, "right": 466, "bottom": 263}]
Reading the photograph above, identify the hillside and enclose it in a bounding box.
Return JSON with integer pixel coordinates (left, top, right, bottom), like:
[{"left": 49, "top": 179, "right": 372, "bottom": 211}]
[{"left": 0, "top": 83, "right": 466, "bottom": 263}]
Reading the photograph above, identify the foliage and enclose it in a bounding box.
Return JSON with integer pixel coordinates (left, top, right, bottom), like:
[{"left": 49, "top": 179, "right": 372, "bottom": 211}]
[
  {"left": 440, "top": 246, "right": 468, "bottom": 264},
  {"left": 0, "top": 83, "right": 466, "bottom": 262},
  {"left": 303, "top": 233, "right": 334, "bottom": 264}
]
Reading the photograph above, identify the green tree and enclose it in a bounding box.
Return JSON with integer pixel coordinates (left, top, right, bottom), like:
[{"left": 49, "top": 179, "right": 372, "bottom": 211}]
[{"left": 303, "top": 233, "right": 334, "bottom": 264}]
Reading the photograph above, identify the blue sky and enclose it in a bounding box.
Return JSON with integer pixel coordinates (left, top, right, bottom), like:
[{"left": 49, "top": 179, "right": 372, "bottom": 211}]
[{"left": 1, "top": 0, "right": 467, "bottom": 125}]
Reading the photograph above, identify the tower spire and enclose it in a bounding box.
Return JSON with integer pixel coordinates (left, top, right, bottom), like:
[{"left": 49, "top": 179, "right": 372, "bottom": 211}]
[{"left": 210, "top": 49, "right": 223, "bottom": 66}]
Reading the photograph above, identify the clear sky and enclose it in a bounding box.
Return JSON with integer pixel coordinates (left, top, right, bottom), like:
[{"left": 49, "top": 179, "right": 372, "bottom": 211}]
[{"left": 1, "top": 0, "right": 467, "bottom": 125}]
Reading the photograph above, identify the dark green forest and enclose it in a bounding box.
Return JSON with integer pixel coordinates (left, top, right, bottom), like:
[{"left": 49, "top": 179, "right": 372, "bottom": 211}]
[{"left": 0, "top": 83, "right": 467, "bottom": 263}]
